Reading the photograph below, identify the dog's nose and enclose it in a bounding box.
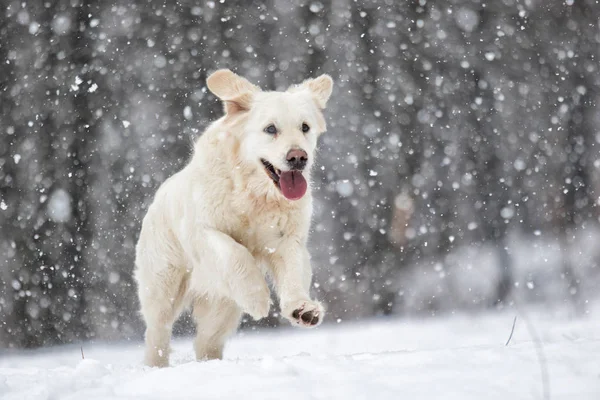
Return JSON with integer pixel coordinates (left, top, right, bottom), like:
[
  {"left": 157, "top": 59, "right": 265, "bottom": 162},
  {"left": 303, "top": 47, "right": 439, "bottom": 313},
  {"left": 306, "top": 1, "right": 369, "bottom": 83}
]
[{"left": 286, "top": 149, "right": 308, "bottom": 170}]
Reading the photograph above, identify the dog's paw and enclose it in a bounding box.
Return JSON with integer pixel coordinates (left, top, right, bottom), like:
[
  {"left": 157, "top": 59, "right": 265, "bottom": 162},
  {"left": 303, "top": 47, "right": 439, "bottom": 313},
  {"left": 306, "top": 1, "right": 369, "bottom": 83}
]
[
  {"left": 239, "top": 286, "right": 272, "bottom": 321},
  {"left": 144, "top": 347, "right": 170, "bottom": 368},
  {"left": 283, "top": 300, "right": 324, "bottom": 328}
]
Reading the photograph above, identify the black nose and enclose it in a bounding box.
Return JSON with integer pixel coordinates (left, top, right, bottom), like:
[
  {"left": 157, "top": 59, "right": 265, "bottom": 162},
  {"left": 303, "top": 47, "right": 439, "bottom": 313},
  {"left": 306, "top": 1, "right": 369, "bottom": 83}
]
[{"left": 286, "top": 149, "right": 308, "bottom": 170}]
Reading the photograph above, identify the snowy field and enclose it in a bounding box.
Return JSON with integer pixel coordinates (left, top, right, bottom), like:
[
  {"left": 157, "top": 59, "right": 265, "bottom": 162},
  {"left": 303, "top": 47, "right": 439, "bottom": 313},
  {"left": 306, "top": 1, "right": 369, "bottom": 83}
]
[{"left": 1, "top": 307, "right": 598, "bottom": 400}]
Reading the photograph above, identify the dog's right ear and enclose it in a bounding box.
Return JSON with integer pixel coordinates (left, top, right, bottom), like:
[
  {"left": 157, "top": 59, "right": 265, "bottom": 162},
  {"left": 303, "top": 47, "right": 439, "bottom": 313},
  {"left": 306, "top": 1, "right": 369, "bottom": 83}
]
[{"left": 207, "top": 69, "right": 260, "bottom": 114}]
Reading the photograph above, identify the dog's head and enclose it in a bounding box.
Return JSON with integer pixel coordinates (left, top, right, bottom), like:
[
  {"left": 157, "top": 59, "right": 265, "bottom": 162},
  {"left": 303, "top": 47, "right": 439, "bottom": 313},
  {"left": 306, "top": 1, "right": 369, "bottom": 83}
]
[{"left": 207, "top": 69, "right": 333, "bottom": 201}]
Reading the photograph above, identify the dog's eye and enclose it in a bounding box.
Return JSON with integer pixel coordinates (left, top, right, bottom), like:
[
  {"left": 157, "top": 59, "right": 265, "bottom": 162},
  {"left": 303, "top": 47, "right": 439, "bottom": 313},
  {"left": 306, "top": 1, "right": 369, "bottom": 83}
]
[
  {"left": 301, "top": 123, "right": 310, "bottom": 133},
  {"left": 264, "top": 124, "right": 278, "bottom": 135}
]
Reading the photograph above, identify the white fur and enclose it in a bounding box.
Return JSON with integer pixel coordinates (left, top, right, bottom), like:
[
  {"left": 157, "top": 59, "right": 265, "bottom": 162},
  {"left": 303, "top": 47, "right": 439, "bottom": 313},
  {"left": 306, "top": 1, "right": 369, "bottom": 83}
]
[{"left": 134, "top": 69, "right": 333, "bottom": 367}]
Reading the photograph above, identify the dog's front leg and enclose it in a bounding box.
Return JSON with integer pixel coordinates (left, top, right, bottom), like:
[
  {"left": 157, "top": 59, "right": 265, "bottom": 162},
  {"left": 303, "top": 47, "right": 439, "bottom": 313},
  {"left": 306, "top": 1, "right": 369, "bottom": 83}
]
[
  {"left": 269, "top": 241, "right": 324, "bottom": 327},
  {"left": 189, "top": 229, "right": 271, "bottom": 320}
]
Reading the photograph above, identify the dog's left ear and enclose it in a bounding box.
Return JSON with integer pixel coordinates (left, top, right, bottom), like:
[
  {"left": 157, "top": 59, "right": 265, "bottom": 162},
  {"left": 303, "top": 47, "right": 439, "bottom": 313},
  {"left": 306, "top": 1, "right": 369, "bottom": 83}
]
[
  {"left": 207, "top": 69, "right": 260, "bottom": 114},
  {"left": 302, "top": 74, "right": 333, "bottom": 109}
]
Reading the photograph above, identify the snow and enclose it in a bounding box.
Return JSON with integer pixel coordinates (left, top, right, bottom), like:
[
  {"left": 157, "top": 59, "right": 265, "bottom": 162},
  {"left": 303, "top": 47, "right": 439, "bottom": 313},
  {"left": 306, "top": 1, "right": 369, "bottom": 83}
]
[
  {"left": 335, "top": 180, "right": 354, "bottom": 197},
  {"left": 46, "top": 189, "right": 72, "bottom": 223},
  {"left": 309, "top": 2, "right": 324, "bottom": 14},
  {"left": 1, "top": 308, "right": 598, "bottom": 400},
  {"left": 484, "top": 52, "right": 496, "bottom": 61},
  {"left": 3, "top": 0, "right": 600, "bottom": 385},
  {"left": 51, "top": 14, "right": 71, "bottom": 36},
  {"left": 183, "top": 106, "right": 193, "bottom": 120},
  {"left": 455, "top": 8, "right": 479, "bottom": 33}
]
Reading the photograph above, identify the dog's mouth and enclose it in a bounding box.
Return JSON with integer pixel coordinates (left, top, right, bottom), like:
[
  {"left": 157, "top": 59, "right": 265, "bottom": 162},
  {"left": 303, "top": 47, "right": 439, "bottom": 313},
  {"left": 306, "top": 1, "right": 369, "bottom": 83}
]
[
  {"left": 260, "top": 159, "right": 308, "bottom": 201},
  {"left": 261, "top": 159, "right": 281, "bottom": 185}
]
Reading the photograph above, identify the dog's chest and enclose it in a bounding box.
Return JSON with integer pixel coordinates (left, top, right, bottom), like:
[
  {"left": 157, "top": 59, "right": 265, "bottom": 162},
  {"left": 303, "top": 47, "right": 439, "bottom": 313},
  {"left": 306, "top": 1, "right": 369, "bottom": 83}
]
[{"left": 228, "top": 209, "right": 291, "bottom": 256}]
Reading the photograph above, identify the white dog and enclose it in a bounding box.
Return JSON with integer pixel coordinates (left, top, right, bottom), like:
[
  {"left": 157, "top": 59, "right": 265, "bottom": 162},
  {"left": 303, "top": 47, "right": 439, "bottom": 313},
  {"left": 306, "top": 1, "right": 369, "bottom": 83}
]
[{"left": 134, "top": 69, "right": 333, "bottom": 367}]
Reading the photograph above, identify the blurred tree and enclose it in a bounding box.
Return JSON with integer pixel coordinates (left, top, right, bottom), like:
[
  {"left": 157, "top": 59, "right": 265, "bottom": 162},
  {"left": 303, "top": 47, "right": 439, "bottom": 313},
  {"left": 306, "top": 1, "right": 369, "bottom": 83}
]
[{"left": 2, "top": 0, "right": 600, "bottom": 348}]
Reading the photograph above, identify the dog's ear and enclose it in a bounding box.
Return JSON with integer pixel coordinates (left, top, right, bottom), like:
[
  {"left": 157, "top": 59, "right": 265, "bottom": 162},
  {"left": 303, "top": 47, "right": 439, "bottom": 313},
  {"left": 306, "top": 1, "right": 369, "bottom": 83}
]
[
  {"left": 207, "top": 69, "right": 260, "bottom": 114},
  {"left": 302, "top": 74, "right": 333, "bottom": 109}
]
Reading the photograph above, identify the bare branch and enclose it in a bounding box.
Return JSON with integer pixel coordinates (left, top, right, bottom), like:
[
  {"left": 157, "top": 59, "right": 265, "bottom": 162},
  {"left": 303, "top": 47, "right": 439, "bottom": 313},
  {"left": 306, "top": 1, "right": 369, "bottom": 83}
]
[{"left": 505, "top": 316, "right": 517, "bottom": 346}]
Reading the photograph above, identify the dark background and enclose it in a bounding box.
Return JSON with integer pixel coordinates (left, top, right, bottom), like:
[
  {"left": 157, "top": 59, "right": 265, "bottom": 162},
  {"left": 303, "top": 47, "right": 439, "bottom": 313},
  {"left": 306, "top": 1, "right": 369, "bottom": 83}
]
[{"left": 1, "top": 0, "right": 599, "bottom": 348}]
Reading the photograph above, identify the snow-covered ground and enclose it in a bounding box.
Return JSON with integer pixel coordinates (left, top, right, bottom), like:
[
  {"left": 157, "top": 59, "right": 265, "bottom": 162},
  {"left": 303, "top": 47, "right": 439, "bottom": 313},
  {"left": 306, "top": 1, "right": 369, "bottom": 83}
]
[{"left": 1, "top": 307, "right": 598, "bottom": 400}]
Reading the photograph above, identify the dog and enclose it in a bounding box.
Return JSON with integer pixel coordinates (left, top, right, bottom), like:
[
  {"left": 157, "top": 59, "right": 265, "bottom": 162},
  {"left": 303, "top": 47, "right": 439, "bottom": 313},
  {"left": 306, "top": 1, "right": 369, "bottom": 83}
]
[{"left": 134, "top": 69, "right": 333, "bottom": 367}]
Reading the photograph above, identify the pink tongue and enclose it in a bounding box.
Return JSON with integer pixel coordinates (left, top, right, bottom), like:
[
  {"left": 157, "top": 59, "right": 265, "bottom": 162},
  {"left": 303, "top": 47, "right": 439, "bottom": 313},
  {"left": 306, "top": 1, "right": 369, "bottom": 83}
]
[{"left": 279, "top": 171, "right": 307, "bottom": 200}]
